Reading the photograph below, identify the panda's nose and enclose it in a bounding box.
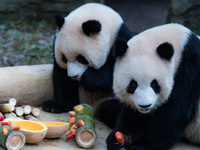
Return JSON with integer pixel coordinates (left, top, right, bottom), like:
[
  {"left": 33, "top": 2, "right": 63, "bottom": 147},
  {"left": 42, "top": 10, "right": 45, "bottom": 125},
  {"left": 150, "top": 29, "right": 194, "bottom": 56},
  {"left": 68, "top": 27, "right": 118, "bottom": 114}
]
[{"left": 139, "top": 104, "right": 151, "bottom": 109}]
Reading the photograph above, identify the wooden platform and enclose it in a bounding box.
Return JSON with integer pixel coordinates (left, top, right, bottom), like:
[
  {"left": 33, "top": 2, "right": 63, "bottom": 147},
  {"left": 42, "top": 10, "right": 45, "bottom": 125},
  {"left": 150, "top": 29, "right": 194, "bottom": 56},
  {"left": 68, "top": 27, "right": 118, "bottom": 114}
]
[{"left": 0, "top": 65, "right": 199, "bottom": 150}]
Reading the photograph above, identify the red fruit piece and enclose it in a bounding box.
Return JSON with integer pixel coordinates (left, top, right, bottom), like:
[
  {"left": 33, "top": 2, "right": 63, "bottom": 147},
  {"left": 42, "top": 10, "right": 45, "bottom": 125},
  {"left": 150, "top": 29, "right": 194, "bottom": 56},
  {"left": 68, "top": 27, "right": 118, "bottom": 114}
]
[
  {"left": 77, "top": 119, "right": 85, "bottom": 128},
  {"left": 0, "top": 115, "right": 4, "bottom": 121},
  {"left": 66, "top": 134, "right": 75, "bottom": 140},
  {"left": 115, "top": 131, "right": 124, "bottom": 146},
  {"left": 68, "top": 111, "right": 76, "bottom": 117},
  {"left": 2, "top": 122, "right": 8, "bottom": 125}
]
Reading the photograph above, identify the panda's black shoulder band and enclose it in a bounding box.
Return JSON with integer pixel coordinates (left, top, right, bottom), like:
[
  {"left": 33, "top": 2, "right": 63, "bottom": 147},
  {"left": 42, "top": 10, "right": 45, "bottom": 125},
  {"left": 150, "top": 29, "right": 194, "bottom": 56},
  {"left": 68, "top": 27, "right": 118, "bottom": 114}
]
[
  {"left": 112, "top": 39, "right": 128, "bottom": 58},
  {"left": 82, "top": 20, "right": 101, "bottom": 36}
]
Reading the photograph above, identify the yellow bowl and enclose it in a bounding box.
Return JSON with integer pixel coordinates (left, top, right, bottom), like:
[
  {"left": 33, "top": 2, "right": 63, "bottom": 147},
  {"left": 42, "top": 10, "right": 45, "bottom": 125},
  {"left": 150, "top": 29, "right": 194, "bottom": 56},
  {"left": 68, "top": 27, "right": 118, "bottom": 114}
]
[
  {"left": 42, "top": 122, "right": 69, "bottom": 138},
  {"left": 11, "top": 120, "right": 47, "bottom": 143}
]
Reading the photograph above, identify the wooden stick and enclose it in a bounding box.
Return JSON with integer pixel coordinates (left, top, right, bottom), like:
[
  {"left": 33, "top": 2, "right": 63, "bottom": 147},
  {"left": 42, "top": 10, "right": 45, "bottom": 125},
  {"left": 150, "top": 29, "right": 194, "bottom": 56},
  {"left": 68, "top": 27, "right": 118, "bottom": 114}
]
[
  {"left": 0, "top": 104, "right": 14, "bottom": 113},
  {"left": 31, "top": 107, "right": 40, "bottom": 117},
  {"left": 24, "top": 114, "right": 38, "bottom": 121},
  {"left": 14, "top": 107, "right": 24, "bottom": 116},
  {"left": 0, "top": 64, "right": 53, "bottom": 106},
  {"left": 22, "top": 105, "right": 31, "bottom": 114},
  {"left": 4, "top": 112, "right": 17, "bottom": 119}
]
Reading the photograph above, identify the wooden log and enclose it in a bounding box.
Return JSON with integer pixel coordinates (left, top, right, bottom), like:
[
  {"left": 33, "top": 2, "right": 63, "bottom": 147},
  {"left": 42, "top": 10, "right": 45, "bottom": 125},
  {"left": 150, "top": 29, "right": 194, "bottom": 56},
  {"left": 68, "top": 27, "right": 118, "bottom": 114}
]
[
  {"left": 0, "top": 122, "right": 26, "bottom": 150},
  {"left": 0, "top": 64, "right": 54, "bottom": 106}
]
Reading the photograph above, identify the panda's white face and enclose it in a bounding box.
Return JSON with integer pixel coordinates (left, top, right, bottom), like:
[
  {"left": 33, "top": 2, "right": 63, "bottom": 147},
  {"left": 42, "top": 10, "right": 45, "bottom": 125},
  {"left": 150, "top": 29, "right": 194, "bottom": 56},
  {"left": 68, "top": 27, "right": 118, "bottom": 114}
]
[
  {"left": 113, "top": 23, "right": 190, "bottom": 114},
  {"left": 54, "top": 3, "right": 123, "bottom": 80},
  {"left": 114, "top": 54, "right": 173, "bottom": 113}
]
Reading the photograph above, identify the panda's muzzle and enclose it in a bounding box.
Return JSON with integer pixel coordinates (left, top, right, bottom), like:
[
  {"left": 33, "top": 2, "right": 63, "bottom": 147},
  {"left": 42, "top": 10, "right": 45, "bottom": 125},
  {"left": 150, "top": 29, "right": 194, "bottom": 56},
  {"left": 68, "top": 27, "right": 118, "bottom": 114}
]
[{"left": 67, "top": 61, "right": 88, "bottom": 80}]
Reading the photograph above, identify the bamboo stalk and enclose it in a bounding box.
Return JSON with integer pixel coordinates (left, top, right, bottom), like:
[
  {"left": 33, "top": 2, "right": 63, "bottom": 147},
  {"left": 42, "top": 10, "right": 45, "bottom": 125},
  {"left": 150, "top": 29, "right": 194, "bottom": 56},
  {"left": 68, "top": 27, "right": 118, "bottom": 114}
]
[
  {"left": 0, "top": 123, "right": 26, "bottom": 150},
  {"left": 24, "top": 114, "right": 38, "bottom": 121},
  {"left": 74, "top": 104, "right": 96, "bottom": 148},
  {"left": 14, "top": 107, "right": 24, "bottom": 117},
  {"left": 22, "top": 105, "right": 31, "bottom": 114},
  {"left": 0, "top": 104, "right": 14, "bottom": 113},
  {"left": 4, "top": 113, "right": 17, "bottom": 119},
  {"left": 31, "top": 107, "right": 40, "bottom": 117},
  {"left": 0, "top": 98, "right": 17, "bottom": 106}
]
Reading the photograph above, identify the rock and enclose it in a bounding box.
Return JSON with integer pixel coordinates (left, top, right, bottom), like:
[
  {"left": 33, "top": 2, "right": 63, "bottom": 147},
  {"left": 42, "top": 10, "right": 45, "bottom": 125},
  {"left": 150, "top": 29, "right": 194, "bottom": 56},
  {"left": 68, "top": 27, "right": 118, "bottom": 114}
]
[{"left": 167, "top": 0, "right": 200, "bottom": 31}]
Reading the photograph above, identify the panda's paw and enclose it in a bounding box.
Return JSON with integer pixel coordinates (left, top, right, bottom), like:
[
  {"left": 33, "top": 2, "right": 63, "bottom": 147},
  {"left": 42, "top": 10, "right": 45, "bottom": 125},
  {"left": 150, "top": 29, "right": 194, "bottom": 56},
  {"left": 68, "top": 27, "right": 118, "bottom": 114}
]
[
  {"left": 107, "top": 131, "right": 126, "bottom": 150},
  {"left": 42, "top": 100, "right": 69, "bottom": 113}
]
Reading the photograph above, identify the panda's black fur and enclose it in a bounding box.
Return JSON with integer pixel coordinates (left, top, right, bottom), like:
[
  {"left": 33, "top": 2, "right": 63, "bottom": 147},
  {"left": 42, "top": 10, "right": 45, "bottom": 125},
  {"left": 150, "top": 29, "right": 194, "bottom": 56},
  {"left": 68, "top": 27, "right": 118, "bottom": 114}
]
[
  {"left": 42, "top": 3, "right": 133, "bottom": 129},
  {"left": 107, "top": 24, "right": 200, "bottom": 150}
]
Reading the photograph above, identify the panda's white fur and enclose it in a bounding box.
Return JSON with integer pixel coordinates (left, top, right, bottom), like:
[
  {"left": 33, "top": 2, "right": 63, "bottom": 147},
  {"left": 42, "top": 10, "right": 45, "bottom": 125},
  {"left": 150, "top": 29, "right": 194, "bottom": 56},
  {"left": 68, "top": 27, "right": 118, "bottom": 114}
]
[
  {"left": 112, "top": 23, "right": 200, "bottom": 145},
  {"left": 114, "top": 23, "right": 190, "bottom": 113},
  {"left": 55, "top": 3, "right": 123, "bottom": 78}
]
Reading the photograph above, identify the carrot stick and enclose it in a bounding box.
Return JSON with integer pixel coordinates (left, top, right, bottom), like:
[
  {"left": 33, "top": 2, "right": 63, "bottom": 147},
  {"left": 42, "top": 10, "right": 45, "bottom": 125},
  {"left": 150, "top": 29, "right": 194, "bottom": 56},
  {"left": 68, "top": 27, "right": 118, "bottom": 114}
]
[{"left": 115, "top": 131, "right": 124, "bottom": 146}]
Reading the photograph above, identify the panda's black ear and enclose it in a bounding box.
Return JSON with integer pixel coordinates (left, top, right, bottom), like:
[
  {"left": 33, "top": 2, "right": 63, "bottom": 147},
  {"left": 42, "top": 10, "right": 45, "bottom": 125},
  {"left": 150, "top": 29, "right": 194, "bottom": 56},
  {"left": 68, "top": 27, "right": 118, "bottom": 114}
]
[
  {"left": 112, "top": 39, "right": 128, "bottom": 58},
  {"left": 82, "top": 20, "right": 101, "bottom": 36},
  {"left": 157, "top": 42, "right": 174, "bottom": 61},
  {"left": 55, "top": 14, "right": 65, "bottom": 30}
]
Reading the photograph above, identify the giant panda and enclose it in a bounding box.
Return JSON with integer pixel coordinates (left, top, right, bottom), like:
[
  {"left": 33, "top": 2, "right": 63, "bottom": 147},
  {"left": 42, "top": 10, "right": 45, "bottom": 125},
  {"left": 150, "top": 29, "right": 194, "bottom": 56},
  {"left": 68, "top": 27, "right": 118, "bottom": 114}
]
[
  {"left": 107, "top": 23, "right": 200, "bottom": 150},
  {"left": 42, "top": 3, "right": 133, "bottom": 128}
]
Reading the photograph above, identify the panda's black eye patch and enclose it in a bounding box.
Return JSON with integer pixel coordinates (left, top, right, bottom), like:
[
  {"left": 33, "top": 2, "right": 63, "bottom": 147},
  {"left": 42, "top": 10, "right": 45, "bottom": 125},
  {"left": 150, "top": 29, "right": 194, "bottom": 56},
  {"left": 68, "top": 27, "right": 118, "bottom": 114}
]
[
  {"left": 62, "top": 54, "right": 68, "bottom": 64},
  {"left": 151, "top": 79, "right": 161, "bottom": 93},
  {"left": 77, "top": 55, "right": 89, "bottom": 65},
  {"left": 127, "top": 79, "right": 138, "bottom": 94}
]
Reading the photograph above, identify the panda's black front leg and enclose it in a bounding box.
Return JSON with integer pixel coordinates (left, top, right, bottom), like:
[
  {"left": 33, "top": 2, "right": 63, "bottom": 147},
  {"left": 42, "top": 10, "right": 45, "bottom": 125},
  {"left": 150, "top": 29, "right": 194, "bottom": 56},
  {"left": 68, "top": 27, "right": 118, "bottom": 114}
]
[
  {"left": 107, "top": 106, "right": 152, "bottom": 150},
  {"left": 43, "top": 61, "right": 79, "bottom": 113},
  {"left": 107, "top": 107, "right": 134, "bottom": 150},
  {"left": 107, "top": 130, "right": 126, "bottom": 150},
  {"left": 81, "top": 57, "right": 114, "bottom": 92}
]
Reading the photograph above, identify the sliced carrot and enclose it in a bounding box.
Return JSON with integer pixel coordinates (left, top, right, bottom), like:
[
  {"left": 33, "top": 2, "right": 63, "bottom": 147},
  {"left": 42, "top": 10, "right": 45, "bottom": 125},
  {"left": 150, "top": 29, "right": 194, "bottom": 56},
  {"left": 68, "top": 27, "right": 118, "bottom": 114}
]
[
  {"left": 11, "top": 124, "right": 21, "bottom": 130},
  {"left": 71, "top": 129, "right": 76, "bottom": 135},
  {"left": 8, "top": 120, "right": 12, "bottom": 126},
  {"left": 115, "top": 131, "right": 124, "bottom": 146},
  {"left": 3, "top": 128, "right": 8, "bottom": 135},
  {"left": 69, "top": 117, "right": 76, "bottom": 124},
  {"left": 69, "top": 123, "right": 73, "bottom": 130}
]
